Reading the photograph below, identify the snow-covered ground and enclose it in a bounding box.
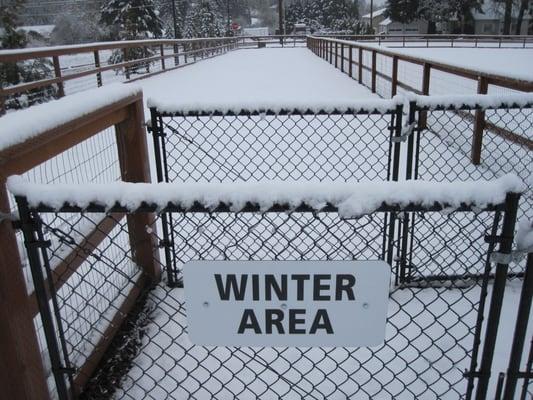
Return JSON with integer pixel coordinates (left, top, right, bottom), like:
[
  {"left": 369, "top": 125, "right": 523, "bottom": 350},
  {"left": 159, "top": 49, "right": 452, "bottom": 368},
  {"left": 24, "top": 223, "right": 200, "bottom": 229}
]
[
  {"left": 138, "top": 48, "right": 379, "bottom": 114},
  {"left": 378, "top": 46, "right": 533, "bottom": 82}
]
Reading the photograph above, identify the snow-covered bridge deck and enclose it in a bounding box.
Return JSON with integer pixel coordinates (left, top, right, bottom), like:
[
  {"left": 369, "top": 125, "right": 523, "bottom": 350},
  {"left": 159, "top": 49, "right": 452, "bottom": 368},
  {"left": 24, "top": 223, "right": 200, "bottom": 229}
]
[{"left": 138, "top": 48, "right": 379, "bottom": 114}]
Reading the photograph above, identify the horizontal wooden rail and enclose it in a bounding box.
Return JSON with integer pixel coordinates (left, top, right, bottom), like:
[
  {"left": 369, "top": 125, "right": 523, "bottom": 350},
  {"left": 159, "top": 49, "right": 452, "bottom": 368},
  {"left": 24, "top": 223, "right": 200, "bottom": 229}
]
[{"left": 310, "top": 35, "right": 533, "bottom": 91}]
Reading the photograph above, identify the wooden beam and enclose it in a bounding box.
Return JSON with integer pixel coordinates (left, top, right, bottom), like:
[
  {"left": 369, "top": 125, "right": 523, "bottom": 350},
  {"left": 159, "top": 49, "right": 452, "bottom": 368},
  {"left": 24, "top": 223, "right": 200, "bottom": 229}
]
[
  {"left": 472, "top": 76, "right": 488, "bottom": 165},
  {"left": 0, "top": 180, "right": 51, "bottom": 400},
  {"left": 0, "top": 95, "right": 139, "bottom": 176},
  {"left": 391, "top": 56, "right": 399, "bottom": 97},
  {"left": 115, "top": 99, "right": 161, "bottom": 284}
]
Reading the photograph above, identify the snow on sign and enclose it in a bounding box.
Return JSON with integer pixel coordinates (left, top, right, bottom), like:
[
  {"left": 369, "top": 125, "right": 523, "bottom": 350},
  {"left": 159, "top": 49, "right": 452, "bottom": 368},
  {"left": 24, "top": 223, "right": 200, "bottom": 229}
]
[{"left": 184, "top": 261, "right": 391, "bottom": 347}]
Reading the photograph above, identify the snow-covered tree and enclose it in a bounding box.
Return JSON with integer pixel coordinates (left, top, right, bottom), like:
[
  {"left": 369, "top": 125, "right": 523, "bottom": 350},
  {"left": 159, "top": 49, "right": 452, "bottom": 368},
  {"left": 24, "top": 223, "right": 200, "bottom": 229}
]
[
  {"left": 184, "top": 1, "right": 225, "bottom": 38},
  {"left": 101, "top": 0, "right": 163, "bottom": 73},
  {"left": 285, "top": 0, "right": 360, "bottom": 33},
  {"left": 156, "top": 0, "right": 190, "bottom": 38},
  {"left": 101, "top": 0, "right": 163, "bottom": 40},
  {"left": 1, "top": 0, "right": 57, "bottom": 109}
]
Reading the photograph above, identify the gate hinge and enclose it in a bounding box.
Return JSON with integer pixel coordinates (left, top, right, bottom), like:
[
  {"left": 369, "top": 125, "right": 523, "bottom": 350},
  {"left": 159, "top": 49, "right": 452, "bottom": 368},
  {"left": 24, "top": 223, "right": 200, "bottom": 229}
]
[
  {"left": 484, "top": 234, "right": 513, "bottom": 244},
  {"left": 27, "top": 239, "right": 52, "bottom": 249},
  {"left": 159, "top": 239, "right": 174, "bottom": 248},
  {"left": 463, "top": 369, "right": 489, "bottom": 379}
]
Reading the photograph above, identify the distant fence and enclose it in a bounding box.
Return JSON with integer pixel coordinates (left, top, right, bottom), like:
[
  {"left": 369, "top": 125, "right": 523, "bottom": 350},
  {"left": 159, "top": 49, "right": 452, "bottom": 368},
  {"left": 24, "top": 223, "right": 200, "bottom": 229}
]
[
  {"left": 0, "top": 90, "right": 157, "bottom": 399},
  {"left": 2, "top": 34, "right": 532, "bottom": 115},
  {"left": 0, "top": 35, "right": 312, "bottom": 114},
  {"left": 307, "top": 36, "right": 533, "bottom": 166},
  {"left": 323, "top": 34, "right": 533, "bottom": 48}
]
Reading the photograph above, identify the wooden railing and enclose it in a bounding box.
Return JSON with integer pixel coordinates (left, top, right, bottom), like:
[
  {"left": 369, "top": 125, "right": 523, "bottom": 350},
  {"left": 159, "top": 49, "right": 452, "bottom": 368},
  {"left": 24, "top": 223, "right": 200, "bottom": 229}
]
[
  {"left": 0, "top": 37, "right": 243, "bottom": 115},
  {"left": 307, "top": 35, "right": 533, "bottom": 165},
  {"left": 0, "top": 91, "right": 158, "bottom": 399},
  {"left": 319, "top": 33, "right": 533, "bottom": 48}
]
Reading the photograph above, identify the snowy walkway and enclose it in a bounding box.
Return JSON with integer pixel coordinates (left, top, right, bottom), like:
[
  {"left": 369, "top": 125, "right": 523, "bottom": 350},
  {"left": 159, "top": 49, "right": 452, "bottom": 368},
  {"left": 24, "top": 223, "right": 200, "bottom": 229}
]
[{"left": 138, "top": 48, "right": 378, "bottom": 114}]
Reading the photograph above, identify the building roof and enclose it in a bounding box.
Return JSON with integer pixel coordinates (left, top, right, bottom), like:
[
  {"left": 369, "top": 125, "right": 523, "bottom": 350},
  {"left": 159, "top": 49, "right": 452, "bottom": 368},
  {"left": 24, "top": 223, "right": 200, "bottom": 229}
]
[{"left": 362, "top": 7, "right": 387, "bottom": 20}]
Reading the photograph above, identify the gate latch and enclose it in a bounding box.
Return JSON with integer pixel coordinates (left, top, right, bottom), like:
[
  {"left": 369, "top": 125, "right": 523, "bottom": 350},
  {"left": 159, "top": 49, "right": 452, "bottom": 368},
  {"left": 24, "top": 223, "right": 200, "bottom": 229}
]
[{"left": 391, "top": 122, "right": 416, "bottom": 143}]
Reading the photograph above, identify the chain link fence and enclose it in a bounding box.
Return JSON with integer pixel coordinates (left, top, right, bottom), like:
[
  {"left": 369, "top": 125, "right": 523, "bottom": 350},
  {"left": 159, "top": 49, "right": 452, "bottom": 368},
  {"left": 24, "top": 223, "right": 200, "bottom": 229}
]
[
  {"left": 11, "top": 95, "right": 533, "bottom": 400},
  {"left": 15, "top": 194, "right": 521, "bottom": 400}
]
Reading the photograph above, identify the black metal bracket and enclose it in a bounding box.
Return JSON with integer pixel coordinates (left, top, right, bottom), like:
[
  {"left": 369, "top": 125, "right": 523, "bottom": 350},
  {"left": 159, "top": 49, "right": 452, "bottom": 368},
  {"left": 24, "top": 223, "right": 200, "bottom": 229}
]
[{"left": 159, "top": 239, "right": 174, "bottom": 248}]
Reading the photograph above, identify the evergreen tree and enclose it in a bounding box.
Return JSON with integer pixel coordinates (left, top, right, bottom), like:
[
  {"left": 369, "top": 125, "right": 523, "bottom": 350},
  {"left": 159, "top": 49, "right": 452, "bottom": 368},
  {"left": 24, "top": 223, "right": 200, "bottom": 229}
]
[
  {"left": 156, "top": 0, "right": 190, "bottom": 38},
  {"left": 0, "top": 0, "right": 57, "bottom": 109},
  {"left": 385, "top": 0, "right": 419, "bottom": 24},
  {"left": 285, "top": 0, "right": 360, "bottom": 33},
  {"left": 184, "top": 1, "right": 225, "bottom": 38},
  {"left": 101, "top": 0, "right": 163, "bottom": 40},
  {"left": 101, "top": 0, "right": 163, "bottom": 73}
]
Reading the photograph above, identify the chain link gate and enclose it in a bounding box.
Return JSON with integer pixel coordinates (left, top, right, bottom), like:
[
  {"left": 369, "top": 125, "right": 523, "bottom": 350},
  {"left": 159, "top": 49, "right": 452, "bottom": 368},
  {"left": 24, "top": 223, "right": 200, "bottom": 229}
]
[
  {"left": 149, "top": 105, "right": 405, "bottom": 287},
  {"left": 142, "top": 101, "right": 527, "bottom": 399},
  {"left": 14, "top": 188, "right": 522, "bottom": 400}
]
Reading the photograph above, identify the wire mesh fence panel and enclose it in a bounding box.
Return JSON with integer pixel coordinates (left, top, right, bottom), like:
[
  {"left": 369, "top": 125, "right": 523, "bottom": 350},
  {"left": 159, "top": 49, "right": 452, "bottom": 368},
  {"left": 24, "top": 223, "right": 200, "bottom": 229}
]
[
  {"left": 18, "top": 201, "right": 519, "bottom": 400},
  {"left": 152, "top": 110, "right": 399, "bottom": 184},
  {"left": 413, "top": 104, "right": 532, "bottom": 278}
]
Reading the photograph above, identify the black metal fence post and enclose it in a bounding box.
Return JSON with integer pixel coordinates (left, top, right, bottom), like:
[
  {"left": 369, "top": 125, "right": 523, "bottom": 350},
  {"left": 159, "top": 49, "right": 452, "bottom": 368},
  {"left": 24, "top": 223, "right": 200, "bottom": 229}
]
[
  {"left": 15, "top": 196, "right": 70, "bottom": 400},
  {"left": 149, "top": 108, "right": 180, "bottom": 287},
  {"left": 387, "top": 105, "right": 404, "bottom": 282},
  {"left": 474, "top": 192, "right": 521, "bottom": 400},
  {"left": 502, "top": 252, "right": 533, "bottom": 400}
]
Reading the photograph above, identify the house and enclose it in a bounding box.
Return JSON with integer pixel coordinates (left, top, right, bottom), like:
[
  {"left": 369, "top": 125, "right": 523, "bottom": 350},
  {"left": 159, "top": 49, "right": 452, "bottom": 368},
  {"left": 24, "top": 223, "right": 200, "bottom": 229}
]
[
  {"left": 362, "top": 7, "right": 429, "bottom": 35},
  {"left": 445, "top": 2, "right": 533, "bottom": 34},
  {"left": 361, "top": 8, "right": 388, "bottom": 32},
  {"left": 378, "top": 18, "right": 428, "bottom": 35},
  {"left": 471, "top": 2, "right": 532, "bottom": 35}
]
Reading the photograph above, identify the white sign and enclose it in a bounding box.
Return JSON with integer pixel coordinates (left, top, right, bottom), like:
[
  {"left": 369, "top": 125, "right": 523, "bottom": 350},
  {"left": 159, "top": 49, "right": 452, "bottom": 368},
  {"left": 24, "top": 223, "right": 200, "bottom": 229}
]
[{"left": 184, "top": 260, "right": 391, "bottom": 347}]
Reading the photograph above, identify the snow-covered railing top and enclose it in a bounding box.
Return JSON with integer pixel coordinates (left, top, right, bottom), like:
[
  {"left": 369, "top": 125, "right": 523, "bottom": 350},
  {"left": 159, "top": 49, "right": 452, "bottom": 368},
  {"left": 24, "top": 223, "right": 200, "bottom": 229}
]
[
  {"left": 8, "top": 175, "right": 524, "bottom": 217},
  {"left": 0, "top": 84, "right": 142, "bottom": 152},
  {"left": 147, "top": 93, "right": 533, "bottom": 116},
  {"left": 409, "top": 93, "right": 533, "bottom": 111},
  {"left": 148, "top": 97, "right": 403, "bottom": 116}
]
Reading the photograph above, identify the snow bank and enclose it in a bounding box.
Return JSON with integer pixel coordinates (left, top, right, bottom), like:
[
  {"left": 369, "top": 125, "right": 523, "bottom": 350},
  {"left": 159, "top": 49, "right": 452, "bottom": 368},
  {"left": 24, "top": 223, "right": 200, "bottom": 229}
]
[
  {"left": 0, "top": 83, "right": 141, "bottom": 152},
  {"left": 7, "top": 175, "right": 524, "bottom": 217}
]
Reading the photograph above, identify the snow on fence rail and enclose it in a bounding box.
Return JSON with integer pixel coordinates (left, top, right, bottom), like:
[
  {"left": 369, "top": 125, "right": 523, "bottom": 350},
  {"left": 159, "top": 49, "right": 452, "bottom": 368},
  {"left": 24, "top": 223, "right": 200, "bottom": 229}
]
[{"left": 0, "top": 87, "right": 156, "bottom": 399}]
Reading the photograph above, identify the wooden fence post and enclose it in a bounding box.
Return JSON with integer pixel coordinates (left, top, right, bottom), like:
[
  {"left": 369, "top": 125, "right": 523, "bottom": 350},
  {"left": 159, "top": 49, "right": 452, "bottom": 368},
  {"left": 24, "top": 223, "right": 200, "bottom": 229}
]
[
  {"left": 114, "top": 98, "right": 161, "bottom": 284},
  {"left": 348, "top": 45, "right": 353, "bottom": 78},
  {"left": 340, "top": 42, "right": 344, "bottom": 72},
  {"left": 358, "top": 47, "right": 363, "bottom": 84},
  {"left": 160, "top": 45, "right": 165, "bottom": 71},
  {"left": 0, "top": 181, "right": 52, "bottom": 400},
  {"left": 418, "top": 62, "right": 431, "bottom": 128},
  {"left": 391, "top": 56, "right": 398, "bottom": 97},
  {"left": 94, "top": 51, "right": 102, "bottom": 87},
  {"left": 371, "top": 50, "right": 377, "bottom": 93},
  {"left": 52, "top": 55, "right": 65, "bottom": 98},
  {"left": 472, "top": 76, "right": 488, "bottom": 165},
  {"left": 0, "top": 87, "right": 6, "bottom": 116}
]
